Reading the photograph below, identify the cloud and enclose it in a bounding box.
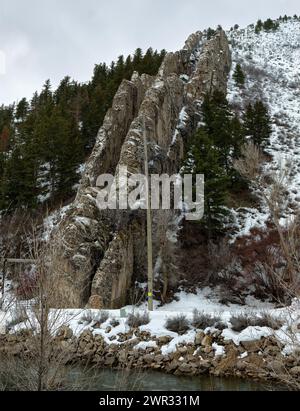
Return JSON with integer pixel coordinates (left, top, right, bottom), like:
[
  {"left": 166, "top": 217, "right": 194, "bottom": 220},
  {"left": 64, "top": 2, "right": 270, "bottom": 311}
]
[{"left": 0, "top": 0, "right": 298, "bottom": 104}]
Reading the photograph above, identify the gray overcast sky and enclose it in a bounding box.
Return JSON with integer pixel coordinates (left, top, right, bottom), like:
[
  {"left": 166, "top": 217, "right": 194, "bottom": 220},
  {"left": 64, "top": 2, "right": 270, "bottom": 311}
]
[{"left": 0, "top": 0, "right": 299, "bottom": 105}]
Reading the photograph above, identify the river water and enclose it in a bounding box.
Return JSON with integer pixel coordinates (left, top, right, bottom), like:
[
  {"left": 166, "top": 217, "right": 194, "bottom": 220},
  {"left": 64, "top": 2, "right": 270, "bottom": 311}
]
[{"left": 69, "top": 368, "right": 279, "bottom": 391}]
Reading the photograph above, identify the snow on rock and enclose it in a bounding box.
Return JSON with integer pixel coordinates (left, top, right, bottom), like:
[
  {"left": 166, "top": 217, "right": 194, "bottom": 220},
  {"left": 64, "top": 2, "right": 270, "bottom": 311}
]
[
  {"left": 222, "top": 326, "right": 274, "bottom": 346},
  {"left": 212, "top": 343, "right": 225, "bottom": 357},
  {"left": 134, "top": 341, "right": 158, "bottom": 351},
  {"left": 42, "top": 205, "right": 71, "bottom": 241},
  {"left": 170, "top": 106, "right": 189, "bottom": 148},
  {"left": 160, "top": 331, "right": 197, "bottom": 355}
]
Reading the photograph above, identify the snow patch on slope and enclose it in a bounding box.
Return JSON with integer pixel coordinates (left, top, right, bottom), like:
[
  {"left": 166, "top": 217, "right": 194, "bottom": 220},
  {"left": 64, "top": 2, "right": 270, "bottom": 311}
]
[{"left": 228, "top": 19, "right": 300, "bottom": 239}]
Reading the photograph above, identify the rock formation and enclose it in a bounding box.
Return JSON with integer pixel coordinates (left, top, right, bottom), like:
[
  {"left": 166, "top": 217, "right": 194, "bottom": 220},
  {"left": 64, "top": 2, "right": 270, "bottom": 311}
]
[{"left": 48, "top": 29, "right": 231, "bottom": 308}]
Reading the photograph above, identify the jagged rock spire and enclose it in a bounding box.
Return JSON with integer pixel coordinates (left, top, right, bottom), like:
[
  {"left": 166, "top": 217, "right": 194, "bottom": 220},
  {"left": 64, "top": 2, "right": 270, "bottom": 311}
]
[{"left": 48, "top": 29, "right": 231, "bottom": 308}]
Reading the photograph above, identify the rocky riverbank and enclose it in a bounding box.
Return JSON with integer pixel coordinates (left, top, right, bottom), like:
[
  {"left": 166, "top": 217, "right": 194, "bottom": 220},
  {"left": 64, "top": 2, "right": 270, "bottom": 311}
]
[{"left": 1, "top": 326, "right": 299, "bottom": 388}]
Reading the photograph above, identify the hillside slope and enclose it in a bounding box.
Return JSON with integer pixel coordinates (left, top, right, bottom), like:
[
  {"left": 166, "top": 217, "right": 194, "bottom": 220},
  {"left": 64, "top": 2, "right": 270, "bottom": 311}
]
[{"left": 228, "top": 19, "right": 300, "bottom": 238}]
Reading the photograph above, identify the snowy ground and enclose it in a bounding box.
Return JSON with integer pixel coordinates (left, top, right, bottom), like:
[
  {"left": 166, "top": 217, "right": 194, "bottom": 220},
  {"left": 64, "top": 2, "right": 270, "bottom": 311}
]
[
  {"left": 1, "top": 285, "right": 299, "bottom": 357},
  {"left": 227, "top": 18, "right": 300, "bottom": 239}
]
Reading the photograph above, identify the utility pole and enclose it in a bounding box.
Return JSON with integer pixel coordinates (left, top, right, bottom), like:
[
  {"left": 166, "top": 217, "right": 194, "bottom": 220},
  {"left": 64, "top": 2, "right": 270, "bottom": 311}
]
[{"left": 143, "top": 118, "right": 154, "bottom": 311}]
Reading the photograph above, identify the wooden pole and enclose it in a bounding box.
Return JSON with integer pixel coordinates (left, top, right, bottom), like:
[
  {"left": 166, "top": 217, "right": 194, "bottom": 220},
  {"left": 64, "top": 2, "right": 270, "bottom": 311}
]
[
  {"left": 143, "top": 119, "right": 154, "bottom": 312},
  {"left": 0, "top": 258, "right": 7, "bottom": 308}
]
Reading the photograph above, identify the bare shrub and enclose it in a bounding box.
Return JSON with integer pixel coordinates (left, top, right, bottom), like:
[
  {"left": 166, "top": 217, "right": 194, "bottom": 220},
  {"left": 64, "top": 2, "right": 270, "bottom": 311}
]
[
  {"left": 231, "top": 312, "right": 283, "bottom": 332},
  {"left": 230, "top": 314, "right": 255, "bottom": 332},
  {"left": 0, "top": 210, "right": 34, "bottom": 308},
  {"left": 253, "top": 254, "right": 288, "bottom": 303},
  {"left": 127, "top": 312, "right": 150, "bottom": 328},
  {"left": 192, "top": 309, "right": 221, "bottom": 329},
  {"left": 207, "top": 239, "right": 241, "bottom": 288},
  {"left": 243, "top": 63, "right": 268, "bottom": 80},
  {"left": 5, "top": 309, "right": 28, "bottom": 333},
  {"left": 234, "top": 143, "right": 300, "bottom": 298},
  {"left": 207, "top": 240, "right": 247, "bottom": 305},
  {"left": 234, "top": 143, "right": 264, "bottom": 182},
  {"left": 255, "top": 312, "right": 283, "bottom": 330},
  {"left": 80, "top": 310, "right": 109, "bottom": 326},
  {"left": 110, "top": 318, "right": 120, "bottom": 328},
  {"left": 0, "top": 355, "right": 38, "bottom": 391},
  {"left": 214, "top": 321, "right": 228, "bottom": 331},
  {"left": 0, "top": 221, "right": 96, "bottom": 391},
  {"left": 95, "top": 311, "right": 109, "bottom": 325},
  {"left": 165, "top": 315, "right": 190, "bottom": 335},
  {"left": 80, "top": 310, "right": 93, "bottom": 324},
  {"left": 0, "top": 354, "right": 104, "bottom": 392}
]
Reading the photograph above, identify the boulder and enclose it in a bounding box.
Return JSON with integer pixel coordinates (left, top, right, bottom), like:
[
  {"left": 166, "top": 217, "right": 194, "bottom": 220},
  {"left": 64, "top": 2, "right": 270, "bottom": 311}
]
[
  {"left": 201, "top": 335, "right": 213, "bottom": 348},
  {"left": 88, "top": 295, "right": 103, "bottom": 309},
  {"left": 157, "top": 336, "right": 173, "bottom": 345},
  {"left": 203, "top": 346, "right": 213, "bottom": 354},
  {"left": 195, "top": 331, "right": 205, "bottom": 346},
  {"left": 105, "top": 354, "right": 116, "bottom": 367},
  {"left": 165, "top": 360, "right": 179, "bottom": 373},
  {"left": 263, "top": 345, "right": 280, "bottom": 357},
  {"left": 178, "top": 363, "right": 193, "bottom": 374},
  {"left": 199, "top": 360, "right": 211, "bottom": 372},
  {"left": 143, "top": 354, "right": 155, "bottom": 364},
  {"left": 56, "top": 326, "right": 73, "bottom": 340},
  {"left": 240, "top": 340, "right": 262, "bottom": 353},
  {"left": 290, "top": 366, "right": 300, "bottom": 377},
  {"left": 266, "top": 360, "right": 285, "bottom": 374},
  {"left": 178, "top": 346, "right": 188, "bottom": 355}
]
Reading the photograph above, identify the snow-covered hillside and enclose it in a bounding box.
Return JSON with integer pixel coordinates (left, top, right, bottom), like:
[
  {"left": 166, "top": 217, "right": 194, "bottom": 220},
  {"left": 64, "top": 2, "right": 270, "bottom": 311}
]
[{"left": 228, "top": 18, "right": 300, "bottom": 238}]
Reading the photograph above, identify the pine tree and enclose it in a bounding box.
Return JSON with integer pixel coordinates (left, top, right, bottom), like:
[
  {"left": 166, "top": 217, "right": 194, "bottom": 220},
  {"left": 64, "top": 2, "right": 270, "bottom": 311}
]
[
  {"left": 182, "top": 91, "right": 248, "bottom": 236},
  {"left": 231, "top": 115, "right": 244, "bottom": 159},
  {"left": 124, "top": 55, "right": 133, "bottom": 79},
  {"left": 183, "top": 129, "right": 229, "bottom": 238},
  {"left": 114, "top": 55, "right": 125, "bottom": 85},
  {"left": 263, "top": 19, "right": 279, "bottom": 32},
  {"left": 255, "top": 19, "right": 263, "bottom": 34},
  {"left": 206, "top": 28, "right": 216, "bottom": 40},
  {"left": 15, "top": 98, "right": 29, "bottom": 121},
  {"left": 0, "top": 145, "right": 39, "bottom": 210},
  {"left": 133, "top": 48, "right": 143, "bottom": 73},
  {"left": 54, "top": 108, "right": 84, "bottom": 200},
  {"left": 202, "top": 91, "right": 233, "bottom": 174},
  {"left": 0, "top": 126, "right": 10, "bottom": 152},
  {"left": 233, "top": 64, "right": 245, "bottom": 88},
  {"left": 0, "top": 46, "right": 166, "bottom": 212},
  {"left": 243, "top": 101, "right": 272, "bottom": 147}
]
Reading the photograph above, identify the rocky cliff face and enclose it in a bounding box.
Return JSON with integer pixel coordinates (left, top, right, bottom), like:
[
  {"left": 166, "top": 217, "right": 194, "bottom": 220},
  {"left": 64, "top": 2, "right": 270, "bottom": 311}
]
[{"left": 48, "top": 29, "right": 231, "bottom": 308}]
